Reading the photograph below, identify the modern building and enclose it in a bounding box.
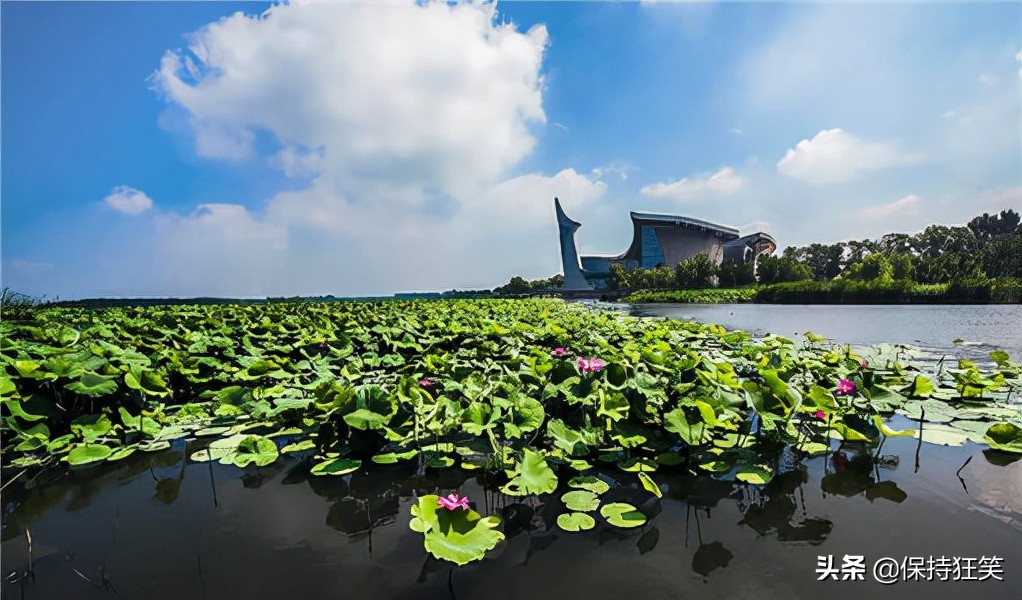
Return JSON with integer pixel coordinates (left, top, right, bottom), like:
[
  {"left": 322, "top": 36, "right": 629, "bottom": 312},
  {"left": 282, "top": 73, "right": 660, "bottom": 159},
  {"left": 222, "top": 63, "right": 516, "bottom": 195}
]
[{"left": 555, "top": 198, "right": 776, "bottom": 290}]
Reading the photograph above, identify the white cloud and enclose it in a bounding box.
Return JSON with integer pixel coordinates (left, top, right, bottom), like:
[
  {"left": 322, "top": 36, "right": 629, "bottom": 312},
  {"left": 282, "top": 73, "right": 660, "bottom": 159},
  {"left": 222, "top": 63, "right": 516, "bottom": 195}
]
[
  {"left": 103, "top": 186, "right": 154, "bottom": 215},
  {"left": 153, "top": 0, "right": 548, "bottom": 201},
  {"left": 855, "top": 194, "right": 921, "bottom": 220},
  {"left": 777, "top": 128, "right": 924, "bottom": 184},
  {"left": 640, "top": 166, "right": 744, "bottom": 201}
]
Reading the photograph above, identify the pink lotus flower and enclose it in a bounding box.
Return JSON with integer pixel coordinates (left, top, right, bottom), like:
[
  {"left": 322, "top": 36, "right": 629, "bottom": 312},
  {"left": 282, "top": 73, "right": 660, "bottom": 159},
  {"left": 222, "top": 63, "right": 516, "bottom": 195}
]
[
  {"left": 419, "top": 379, "right": 432, "bottom": 388},
  {"left": 551, "top": 347, "right": 567, "bottom": 357},
  {"left": 836, "top": 378, "right": 856, "bottom": 396},
  {"left": 814, "top": 410, "right": 826, "bottom": 421},
  {"left": 437, "top": 492, "right": 470, "bottom": 511},
  {"left": 577, "top": 357, "right": 607, "bottom": 374}
]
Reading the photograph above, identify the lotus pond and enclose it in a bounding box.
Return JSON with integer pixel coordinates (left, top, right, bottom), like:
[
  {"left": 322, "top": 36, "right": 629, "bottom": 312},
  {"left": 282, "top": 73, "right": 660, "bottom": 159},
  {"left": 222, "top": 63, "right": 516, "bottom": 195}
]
[{"left": 1, "top": 299, "right": 1020, "bottom": 598}]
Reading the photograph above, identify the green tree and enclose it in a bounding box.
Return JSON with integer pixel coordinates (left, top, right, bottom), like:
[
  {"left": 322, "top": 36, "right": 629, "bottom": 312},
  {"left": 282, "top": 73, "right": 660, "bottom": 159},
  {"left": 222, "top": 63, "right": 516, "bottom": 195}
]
[
  {"left": 674, "top": 253, "right": 718, "bottom": 288},
  {"left": 842, "top": 253, "right": 894, "bottom": 283},
  {"left": 758, "top": 250, "right": 812, "bottom": 284},
  {"left": 718, "top": 260, "right": 756, "bottom": 287}
]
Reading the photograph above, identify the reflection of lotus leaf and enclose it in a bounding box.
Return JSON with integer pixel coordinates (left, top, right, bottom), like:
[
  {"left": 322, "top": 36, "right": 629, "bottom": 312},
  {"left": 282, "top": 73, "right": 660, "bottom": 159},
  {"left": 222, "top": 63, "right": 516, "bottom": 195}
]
[
  {"left": 409, "top": 495, "right": 504, "bottom": 566},
  {"left": 556, "top": 512, "right": 595, "bottom": 532},
  {"left": 600, "top": 502, "right": 646, "bottom": 528},
  {"left": 692, "top": 541, "right": 732, "bottom": 576}
]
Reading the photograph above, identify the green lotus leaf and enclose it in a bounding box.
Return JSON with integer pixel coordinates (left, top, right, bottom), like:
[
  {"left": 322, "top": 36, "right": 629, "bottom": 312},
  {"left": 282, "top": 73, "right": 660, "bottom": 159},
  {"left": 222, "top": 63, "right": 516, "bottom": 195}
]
[
  {"left": 897, "top": 400, "right": 957, "bottom": 423},
  {"left": 107, "top": 446, "right": 137, "bottom": 461},
  {"left": 281, "top": 439, "right": 317, "bottom": 454},
  {"left": 903, "top": 375, "right": 935, "bottom": 398},
  {"left": 796, "top": 441, "right": 830, "bottom": 455},
  {"left": 914, "top": 424, "right": 975, "bottom": 447},
  {"left": 618, "top": 457, "right": 657, "bottom": 473},
  {"left": 67, "top": 443, "right": 113, "bottom": 465},
  {"left": 65, "top": 372, "right": 118, "bottom": 398},
  {"left": 638, "top": 471, "right": 662, "bottom": 498},
  {"left": 735, "top": 465, "right": 773, "bottom": 485},
  {"left": 409, "top": 495, "right": 505, "bottom": 566},
  {"left": 310, "top": 457, "right": 362, "bottom": 476},
  {"left": 600, "top": 502, "right": 646, "bottom": 528},
  {"left": 557, "top": 512, "right": 596, "bottom": 532},
  {"left": 230, "top": 435, "right": 279, "bottom": 467},
  {"left": 343, "top": 408, "right": 389, "bottom": 430},
  {"left": 984, "top": 422, "right": 1022, "bottom": 453},
  {"left": 502, "top": 448, "right": 558, "bottom": 496},
  {"left": 372, "top": 449, "right": 418, "bottom": 464},
  {"left": 70, "top": 414, "right": 112, "bottom": 441},
  {"left": 117, "top": 407, "right": 161, "bottom": 436},
  {"left": 124, "top": 367, "right": 171, "bottom": 398},
  {"left": 561, "top": 490, "right": 600, "bottom": 512},
  {"left": 568, "top": 475, "right": 610, "bottom": 494},
  {"left": 663, "top": 408, "right": 710, "bottom": 445}
]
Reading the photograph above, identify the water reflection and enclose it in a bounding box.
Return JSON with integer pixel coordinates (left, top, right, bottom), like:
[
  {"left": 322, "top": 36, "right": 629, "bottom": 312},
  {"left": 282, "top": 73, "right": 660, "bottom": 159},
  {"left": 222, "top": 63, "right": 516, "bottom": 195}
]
[{"left": 3, "top": 435, "right": 1021, "bottom": 600}]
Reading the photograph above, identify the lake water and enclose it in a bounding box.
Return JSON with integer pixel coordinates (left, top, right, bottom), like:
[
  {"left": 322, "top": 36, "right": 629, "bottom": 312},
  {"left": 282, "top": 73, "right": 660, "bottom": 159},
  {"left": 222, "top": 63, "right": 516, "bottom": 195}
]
[
  {"left": 3, "top": 304, "right": 1021, "bottom": 599},
  {"left": 622, "top": 303, "right": 1022, "bottom": 362}
]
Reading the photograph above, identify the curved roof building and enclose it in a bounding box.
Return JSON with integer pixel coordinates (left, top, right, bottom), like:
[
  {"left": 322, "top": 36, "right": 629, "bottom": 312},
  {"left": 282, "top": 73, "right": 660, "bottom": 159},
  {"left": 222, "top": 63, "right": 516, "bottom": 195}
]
[{"left": 555, "top": 198, "right": 776, "bottom": 290}]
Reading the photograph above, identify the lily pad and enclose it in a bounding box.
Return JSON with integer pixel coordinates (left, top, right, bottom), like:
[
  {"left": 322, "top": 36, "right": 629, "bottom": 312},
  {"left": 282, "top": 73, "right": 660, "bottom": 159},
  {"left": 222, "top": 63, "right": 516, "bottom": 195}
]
[
  {"left": 231, "top": 435, "right": 279, "bottom": 467},
  {"left": 599, "top": 502, "right": 646, "bottom": 528},
  {"left": 310, "top": 457, "right": 362, "bottom": 476},
  {"left": 561, "top": 490, "right": 600, "bottom": 512},
  {"left": 67, "top": 443, "right": 113, "bottom": 465},
  {"left": 568, "top": 475, "right": 610, "bottom": 494},
  {"left": 557, "top": 512, "right": 596, "bottom": 532},
  {"left": 409, "top": 495, "right": 505, "bottom": 566}
]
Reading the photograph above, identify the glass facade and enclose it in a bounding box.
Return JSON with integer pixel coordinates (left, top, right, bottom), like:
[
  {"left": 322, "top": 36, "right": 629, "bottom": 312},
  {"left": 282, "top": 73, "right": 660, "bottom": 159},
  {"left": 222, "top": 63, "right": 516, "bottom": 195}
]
[{"left": 640, "top": 226, "right": 665, "bottom": 268}]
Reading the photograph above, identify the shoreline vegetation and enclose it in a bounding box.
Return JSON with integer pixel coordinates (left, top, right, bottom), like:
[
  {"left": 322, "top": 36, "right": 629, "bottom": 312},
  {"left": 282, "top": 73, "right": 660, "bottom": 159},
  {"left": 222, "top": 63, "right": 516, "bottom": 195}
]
[{"left": 624, "top": 278, "right": 1022, "bottom": 304}]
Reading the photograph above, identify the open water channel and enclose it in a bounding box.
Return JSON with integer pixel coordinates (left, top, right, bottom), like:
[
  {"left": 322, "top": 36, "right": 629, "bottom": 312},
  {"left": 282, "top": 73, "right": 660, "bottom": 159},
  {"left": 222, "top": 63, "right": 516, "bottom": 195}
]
[{"left": 2, "top": 304, "right": 1020, "bottom": 599}]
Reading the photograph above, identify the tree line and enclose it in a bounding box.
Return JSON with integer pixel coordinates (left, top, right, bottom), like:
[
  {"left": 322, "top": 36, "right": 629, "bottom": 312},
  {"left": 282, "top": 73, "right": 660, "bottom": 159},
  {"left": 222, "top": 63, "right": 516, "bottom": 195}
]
[{"left": 610, "top": 208, "right": 1022, "bottom": 290}]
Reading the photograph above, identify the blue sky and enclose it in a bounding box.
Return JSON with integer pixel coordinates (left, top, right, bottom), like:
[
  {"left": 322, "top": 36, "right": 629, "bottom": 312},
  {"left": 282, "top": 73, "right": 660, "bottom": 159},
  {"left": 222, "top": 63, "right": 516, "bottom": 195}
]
[{"left": 3, "top": 1, "right": 1020, "bottom": 298}]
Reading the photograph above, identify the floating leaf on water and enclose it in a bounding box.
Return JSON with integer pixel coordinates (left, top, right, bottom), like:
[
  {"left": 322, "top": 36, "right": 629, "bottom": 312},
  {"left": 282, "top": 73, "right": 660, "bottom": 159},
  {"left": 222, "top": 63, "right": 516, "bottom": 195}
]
[
  {"left": 913, "top": 424, "right": 974, "bottom": 447},
  {"left": 561, "top": 490, "right": 600, "bottom": 512},
  {"left": 371, "top": 449, "right": 418, "bottom": 464},
  {"left": 599, "top": 502, "right": 646, "bottom": 528},
  {"left": 795, "top": 441, "right": 830, "bottom": 455},
  {"left": 618, "top": 457, "right": 657, "bottom": 473},
  {"left": 310, "top": 457, "right": 362, "bottom": 476},
  {"left": 556, "top": 512, "right": 596, "bottom": 532},
  {"left": 568, "top": 475, "right": 610, "bottom": 494},
  {"left": 638, "top": 471, "right": 662, "bottom": 498},
  {"left": 409, "top": 495, "right": 505, "bottom": 565},
  {"left": 735, "top": 465, "right": 773, "bottom": 485},
  {"left": 231, "top": 435, "right": 279, "bottom": 467},
  {"left": 107, "top": 446, "right": 137, "bottom": 462},
  {"left": 984, "top": 422, "right": 1022, "bottom": 454},
  {"left": 67, "top": 443, "right": 113, "bottom": 465}
]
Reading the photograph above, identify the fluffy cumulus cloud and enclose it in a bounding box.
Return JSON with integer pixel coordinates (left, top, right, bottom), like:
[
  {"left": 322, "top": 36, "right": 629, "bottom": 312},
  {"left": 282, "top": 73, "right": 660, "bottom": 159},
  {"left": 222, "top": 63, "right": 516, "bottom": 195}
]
[
  {"left": 776, "top": 129, "right": 924, "bottom": 184},
  {"left": 639, "top": 166, "right": 744, "bottom": 201},
  {"left": 76, "top": 0, "right": 591, "bottom": 296},
  {"left": 154, "top": 0, "right": 548, "bottom": 201},
  {"left": 103, "top": 186, "right": 154, "bottom": 215}
]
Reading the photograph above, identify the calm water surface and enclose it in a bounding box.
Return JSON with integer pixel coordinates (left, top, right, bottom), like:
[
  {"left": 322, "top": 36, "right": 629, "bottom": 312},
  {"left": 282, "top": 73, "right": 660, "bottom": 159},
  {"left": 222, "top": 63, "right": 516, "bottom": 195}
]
[
  {"left": 623, "top": 304, "right": 1022, "bottom": 361},
  {"left": 3, "top": 304, "right": 1021, "bottom": 599}
]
